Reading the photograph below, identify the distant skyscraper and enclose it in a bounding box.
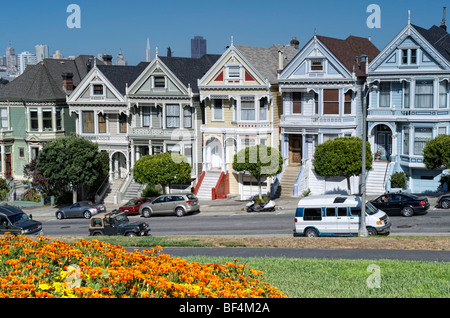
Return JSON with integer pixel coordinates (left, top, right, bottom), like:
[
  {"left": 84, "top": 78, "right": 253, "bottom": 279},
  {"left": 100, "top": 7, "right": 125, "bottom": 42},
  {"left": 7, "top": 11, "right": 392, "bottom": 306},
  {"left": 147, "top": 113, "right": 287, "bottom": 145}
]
[
  {"left": 146, "top": 38, "right": 151, "bottom": 62},
  {"left": 116, "top": 51, "right": 128, "bottom": 65},
  {"left": 191, "top": 36, "right": 206, "bottom": 58},
  {"left": 35, "top": 44, "right": 49, "bottom": 62},
  {"left": 6, "top": 45, "right": 17, "bottom": 70},
  {"left": 17, "top": 51, "right": 37, "bottom": 74},
  {"left": 52, "top": 50, "right": 64, "bottom": 59}
]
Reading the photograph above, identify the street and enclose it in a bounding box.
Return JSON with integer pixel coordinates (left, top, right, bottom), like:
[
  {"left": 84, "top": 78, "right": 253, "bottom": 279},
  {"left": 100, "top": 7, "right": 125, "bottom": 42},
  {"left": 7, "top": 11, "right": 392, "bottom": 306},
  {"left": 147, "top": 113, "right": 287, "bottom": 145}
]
[{"left": 27, "top": 204, "right": 450, "bottom": 237}]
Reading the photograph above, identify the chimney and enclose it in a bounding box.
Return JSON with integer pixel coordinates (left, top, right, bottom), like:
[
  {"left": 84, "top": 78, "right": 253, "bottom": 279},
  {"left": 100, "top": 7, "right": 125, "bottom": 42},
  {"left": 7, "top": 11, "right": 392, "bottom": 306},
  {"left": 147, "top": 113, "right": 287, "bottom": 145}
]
[
  {"left": 62, "top": 72, "right": 74, "bottom": 92},
  {"left": 441, "top": 7, "right": 447, "bottom": 31},
  {"left": 290, "top": 36, "right": 299, "bottom": 49},
  {"left": 167, "top": 47, "right": 172, "bottom": 57},
  {"left": 359, "top": 54, "right": 368, "bottom": 75},
  {"left": 86, "top": 58, "right": 92, "bottom": 72},
  {"left": 278, "top": 50, "right": 284, "bottom": 73},
  {"left": 103, "top": 54, "right": 112, "bottom": 65}
]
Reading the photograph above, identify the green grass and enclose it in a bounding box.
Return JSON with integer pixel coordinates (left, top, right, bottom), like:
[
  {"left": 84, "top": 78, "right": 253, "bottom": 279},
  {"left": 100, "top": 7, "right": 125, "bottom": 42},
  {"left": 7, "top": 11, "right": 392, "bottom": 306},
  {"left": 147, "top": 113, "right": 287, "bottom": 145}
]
[{"left": 183, "top": 256, "right": 450, "bottom": 298}]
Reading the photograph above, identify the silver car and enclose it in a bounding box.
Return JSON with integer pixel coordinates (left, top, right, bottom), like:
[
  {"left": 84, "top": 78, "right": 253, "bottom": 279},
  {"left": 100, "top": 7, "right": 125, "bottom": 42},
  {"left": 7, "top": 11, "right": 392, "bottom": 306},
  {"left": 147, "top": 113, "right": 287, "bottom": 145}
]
[
  {"left": 139, "top": 194, "right": 199, "bottom": 217},
  {"left": 56, "top": 201, "right": 106, "bottom": 219}
]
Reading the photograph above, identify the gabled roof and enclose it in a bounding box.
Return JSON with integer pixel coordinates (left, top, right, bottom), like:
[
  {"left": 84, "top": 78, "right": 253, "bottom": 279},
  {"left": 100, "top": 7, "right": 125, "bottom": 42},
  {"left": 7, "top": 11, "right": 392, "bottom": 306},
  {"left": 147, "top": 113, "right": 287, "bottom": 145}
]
[
  {"left": 97, "top": 62, "right": 149, "bottom": 95},
  {"left": 316, "top": 35, "right": 379, "bottom": 77},
  {"left": 158, "top": 54, "right": 221, "bottom": 93},
  {"left": 411, "top": 24, "right": 450, "bottom": 63},
  {"left": 0, "top": 55, "right": 102, "bottom": 101},
  {"left": 234, "top": 44, "right": 299, "bottom": 84}
]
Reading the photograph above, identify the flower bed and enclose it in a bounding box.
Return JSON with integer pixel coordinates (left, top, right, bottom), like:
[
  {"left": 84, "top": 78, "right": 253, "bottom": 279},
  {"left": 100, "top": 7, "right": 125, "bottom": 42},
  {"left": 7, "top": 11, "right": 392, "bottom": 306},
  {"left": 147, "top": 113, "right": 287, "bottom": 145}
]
[{"left": 0, "top": 235, "right": 287, "bottom": 298}]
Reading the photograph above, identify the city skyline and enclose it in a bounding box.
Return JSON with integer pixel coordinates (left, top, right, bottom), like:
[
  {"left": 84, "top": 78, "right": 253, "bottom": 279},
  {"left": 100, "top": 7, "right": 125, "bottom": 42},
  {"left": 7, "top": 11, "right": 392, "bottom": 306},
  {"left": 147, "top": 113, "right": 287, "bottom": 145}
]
[{"left": 1, "top": 0, "right": 450, "bottom": 65}]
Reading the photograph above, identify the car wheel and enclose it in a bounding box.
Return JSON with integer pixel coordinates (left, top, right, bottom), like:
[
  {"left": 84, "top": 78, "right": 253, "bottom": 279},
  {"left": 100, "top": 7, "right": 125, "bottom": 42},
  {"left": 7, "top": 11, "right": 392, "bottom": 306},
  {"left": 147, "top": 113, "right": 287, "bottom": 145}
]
[
  {"left": 83, "top": 211, "right": 92, "bottom": 219},
  {"left": 56, "top": 211, "right": 64, "bottom": 220},
  {"left": 401, "top": 207, "right": 414, "bottom": 217},
  {"left": 142, "top": 208, "right": 152, "bottom": 218},
  {"left": 442, "top": 200, "right": 450, "bottom": 209},
  {"left": 175, "top": 207, "right": 186, "bottom": 217},
  {"left": 126, "top": 232, "right": 137, "bottom": 237},
  {"left": 304, "top": 228, "right": 318, "bottom": 237},
  {"left": 366, "top": 227, "right": 377, "bottom": 236}
]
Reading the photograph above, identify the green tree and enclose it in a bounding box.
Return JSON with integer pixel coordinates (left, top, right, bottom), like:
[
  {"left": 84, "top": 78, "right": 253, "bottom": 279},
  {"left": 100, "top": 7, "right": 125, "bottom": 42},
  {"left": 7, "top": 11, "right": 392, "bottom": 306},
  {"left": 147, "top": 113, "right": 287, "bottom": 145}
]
[
  {"left": 35, "top": 135, "right": 110, "bottom": 203},
  {"left": 133, "top": 152, "right": 192, "bottom": 193},
  {"left": 313, "top": 137, "right": 373, "bottom": 194},
  {"left": 232, "top": 145, "right": 283, "bottom": 199},
  {"left": 423, "top": 134, "right": 450, "bottom": 170}
]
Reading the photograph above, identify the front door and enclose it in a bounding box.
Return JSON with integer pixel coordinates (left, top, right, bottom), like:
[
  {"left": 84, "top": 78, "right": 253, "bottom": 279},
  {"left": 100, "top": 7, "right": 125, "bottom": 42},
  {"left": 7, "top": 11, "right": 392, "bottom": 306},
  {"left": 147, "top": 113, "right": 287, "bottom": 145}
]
[
  {"left": 376, "top": 131, "right": 392, "bottom": 160},
  {"left": 289, "top": 135, "right": 302, "bottom": 164},
  {"left": 5, "top": 154, "right": 11, "bottom": 179}
]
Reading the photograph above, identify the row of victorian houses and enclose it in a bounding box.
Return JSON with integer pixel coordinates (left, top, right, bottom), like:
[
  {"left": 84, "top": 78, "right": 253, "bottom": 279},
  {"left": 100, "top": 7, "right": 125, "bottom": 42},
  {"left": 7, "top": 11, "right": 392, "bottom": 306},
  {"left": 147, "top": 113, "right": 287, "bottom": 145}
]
[{"left": 1, "top": 16, "right": 450, "bottom": 203}]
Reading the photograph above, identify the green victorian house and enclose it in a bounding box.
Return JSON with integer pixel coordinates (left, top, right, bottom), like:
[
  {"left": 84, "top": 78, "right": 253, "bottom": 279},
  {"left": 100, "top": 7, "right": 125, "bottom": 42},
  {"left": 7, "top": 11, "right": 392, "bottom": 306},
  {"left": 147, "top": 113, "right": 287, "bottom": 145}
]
[{"left": 0, "top": 55, "right": 100, "bottom": 180}]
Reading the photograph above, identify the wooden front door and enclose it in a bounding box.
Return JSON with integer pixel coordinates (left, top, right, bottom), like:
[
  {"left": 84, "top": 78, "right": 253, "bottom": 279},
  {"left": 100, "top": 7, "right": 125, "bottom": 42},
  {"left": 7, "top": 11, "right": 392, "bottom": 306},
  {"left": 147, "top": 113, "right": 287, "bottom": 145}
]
[
  {"left": 5, "top": 154, "right": 11, "bottom": 179},
  {"left": 289, "top": 135, "right": 302, "bottom": 164}
]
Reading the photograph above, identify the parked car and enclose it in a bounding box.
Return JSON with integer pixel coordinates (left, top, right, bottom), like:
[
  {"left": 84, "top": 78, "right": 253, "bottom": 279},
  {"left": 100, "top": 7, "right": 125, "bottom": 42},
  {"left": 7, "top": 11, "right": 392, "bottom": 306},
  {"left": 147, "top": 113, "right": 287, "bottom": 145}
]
[
  {"left": 0, "top": 204, "right": 43, "bottom": 235},
  {"left": 370, "top": 192, "right": 429, "bottom": 217},
  {"left": 139, "top": 193, "right": 200, "bottom": 218},
  {"left": 89, "top": 210, "right": 150, "bottom": 236},
  {"left": 436, "top": 193, "right": 450, "bottom": 209},
  {"left": 56, "top": 201, "right": 106, "bottom": 219},
  {"left": 119, "top": 197, "right": 153, "bottom": 215}
]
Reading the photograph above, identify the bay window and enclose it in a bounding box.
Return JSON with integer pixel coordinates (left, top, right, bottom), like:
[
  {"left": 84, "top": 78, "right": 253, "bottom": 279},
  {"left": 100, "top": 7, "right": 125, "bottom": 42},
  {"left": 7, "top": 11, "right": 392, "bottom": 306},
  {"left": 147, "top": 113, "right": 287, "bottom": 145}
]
[
  {"left": 183, "top": 106, "right": 192, "bottom": 128},
  {"left": 323, "top": 89, "right": 339, "bottom": 115},
  {"left": 166, "top": 104, "right": 180, "bottom": 128},
  {"left": 212, "top": 99, "right": 223, "bottom": 121},
  {"left": 414, "top": 127, "right": 432, "bottom": 155},
  {"left": 240, "top": 96, "right": 255, "bottom": 121},
  {"left": 415, "top": 80, "right": 433, "bottom": 108},
  {"left": 439, "top": 81, "right": 448, "bottom": 108},
  {"left": 259, "top": 98, "right": 268, "bottom": 121},
  {"left": 292, "top": 92, "right": 302, "bottom": 114},
  {"left": 379, "top": 82, "right": 391, "bottom": 107},
  {"left": 82, "top": 111, "right": 94, "bottom": 133}
]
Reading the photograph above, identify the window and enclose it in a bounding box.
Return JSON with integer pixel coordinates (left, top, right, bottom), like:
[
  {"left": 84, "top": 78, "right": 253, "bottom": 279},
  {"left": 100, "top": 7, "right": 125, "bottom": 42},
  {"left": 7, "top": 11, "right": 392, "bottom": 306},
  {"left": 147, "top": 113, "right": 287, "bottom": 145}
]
[
  {"left": 311, "top": 59, "right": 323, "bottom": 71},
  {"left": 403, "top": 128, "right": 410, "bottom": 155},
  {"left": 184, "top": 144, "right": 192, "bottom": 166},
  {"left": 338, "top": 207, "right": 348, "bottom": 217},
  {"left": 167, "top": 144, "right": 180, "bottom": 154},
  {"left": 403, "top": 82, "right": 410, "bottom": 109},
  {"left": 292, "top": 92, "right": 302, "bottom": 114},
  {"left": 142, "top": 107, "right": 150, "bottom": 127},
  {"left": 18, "top": 147, "right": 25, "bottom": 159},
  {"left": 228, "top": 65, "right": 241, "bottom": 78},
  {"left": 379, "top": 82, "right": 391, "bottom": 107},
  {"left": 303, "top": 208, "right": 322, "bottom": 221},
  {"left": 154, "top": 76, "right": 165, "bottom": 88},
  {"left": 152, "top": 145, "right": 163, "bottom": 154},
  {"left": 401, "top": 49, "right": 408, "bottom": 64},
  {"left": 323, "top": 89, "right": 339, "bottom": 114},
  {"left": 119, "top": 114, "right": 127, "bottom": 133},
  {"left": 323, "top": 134, "right": 338, "bottom": 142},
  {"left": 98, "top": 113, "right": 106, "bottom": 133},
  {"left": 326, "top": 208, "right": 335, "bottom": 217},
  {"left": 56, "top": 108, "right": 62, "bottom": 130},
  {"left": 183, "top": 106, "right": 192, "bottom": 128},
  {"left": 241, "top": 97, "right": 255, "bottom": 121},
  {"left": 166, "top": 104, "right": 180, "bottom": 128},
  {"left": 314, "top": 92, "right": 319, "bottom": 114},
  {"left": 439, "top": 81, "right": 448, "bottom": 108},
  {"left": 259, "top": 98, "right": 268, "bottom": 121},
  {"left": 212, "top": 99, "right": 223, "bottom": 121},
  {"left": 414, "top": 127, "right": 432, "bottom": 155},
  {"left": 350, "top": 207, "right": 361, "bottom": 216},
  {"left": 42, "top": 109, "right": 52, "bottom": 131},
  {"left": 93, "top": 85, "right": 103, "bottom": 95},
  {"left": 438, "top": 127, "right": 447, "bottom": 136},
  {"left": 344, "top": 91, "right": 352, "bottom": 114},
  {"left": 82, "top": 111, "right": 94, "bottom": 133},
  {"left": 410, "top": 49, "right": 417, "bottom": 64},
  {"left": 30, "top": 109, "right": 38, "bottom": 131},
  {"left": 415, "top": 80, "right": 433, "bottom": 108},
  {"left": 0, "top": 108, "right": 7, "bottom": 129}
]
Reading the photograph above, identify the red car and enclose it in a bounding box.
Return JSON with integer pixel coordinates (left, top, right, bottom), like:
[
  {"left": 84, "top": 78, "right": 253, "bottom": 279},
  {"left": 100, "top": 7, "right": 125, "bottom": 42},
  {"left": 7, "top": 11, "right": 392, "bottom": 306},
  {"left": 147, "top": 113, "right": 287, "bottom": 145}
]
[{"left": 119, "top": 197, "right": 153, "bottom": 215}]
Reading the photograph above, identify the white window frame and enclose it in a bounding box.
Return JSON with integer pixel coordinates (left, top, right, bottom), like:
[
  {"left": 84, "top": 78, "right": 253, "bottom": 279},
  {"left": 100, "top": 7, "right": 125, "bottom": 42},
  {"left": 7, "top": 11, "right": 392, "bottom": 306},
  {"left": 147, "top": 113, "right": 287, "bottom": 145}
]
[
  {"left": 212, "top": 99, "right": 224, "bottom": 121},
  {"left": 226, "top": 65, "right": 241, "bottom": 80}
]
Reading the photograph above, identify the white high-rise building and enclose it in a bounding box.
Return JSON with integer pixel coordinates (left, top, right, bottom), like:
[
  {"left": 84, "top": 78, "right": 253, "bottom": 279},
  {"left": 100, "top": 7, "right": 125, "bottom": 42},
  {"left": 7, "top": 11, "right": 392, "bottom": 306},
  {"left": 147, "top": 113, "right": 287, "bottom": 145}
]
[
  {"left": 17, "top": 51, "right": 37, "bottom": 74},
  {"left": 35, "top": 44, "right": 49, "bottom": 62}
]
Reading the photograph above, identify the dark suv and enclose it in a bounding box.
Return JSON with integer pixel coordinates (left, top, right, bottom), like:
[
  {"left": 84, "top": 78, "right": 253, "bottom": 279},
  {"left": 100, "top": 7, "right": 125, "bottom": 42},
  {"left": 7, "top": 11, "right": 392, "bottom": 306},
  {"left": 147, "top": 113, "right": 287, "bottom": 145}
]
[
  {"left": 89, "top": 210, "right": 150, "bottom": 236},
  {"left": 0, "top": 205, "right": 43, "bottom": 235}
]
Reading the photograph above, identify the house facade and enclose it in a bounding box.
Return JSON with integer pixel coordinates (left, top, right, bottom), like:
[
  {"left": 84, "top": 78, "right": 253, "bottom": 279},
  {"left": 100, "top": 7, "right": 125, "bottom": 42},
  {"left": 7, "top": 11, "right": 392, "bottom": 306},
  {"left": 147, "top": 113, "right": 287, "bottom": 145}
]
[
  {"left": 0, "top": 55, "right": 97, "bottom": 180},
  {"left": 126, "top": 53, "right": 220, "bottom": 189},
  {"left": 67, "top": 61, "right": 148, "bottom": 183},
  {"left": 367, "top": 20, "right": 450, "bottom": 193},
  {"left": 278, "top": 35, "right": 379, "bottom": 196},
  {"left": 197, "top": 42, "right": 298, "bottom": 199}
]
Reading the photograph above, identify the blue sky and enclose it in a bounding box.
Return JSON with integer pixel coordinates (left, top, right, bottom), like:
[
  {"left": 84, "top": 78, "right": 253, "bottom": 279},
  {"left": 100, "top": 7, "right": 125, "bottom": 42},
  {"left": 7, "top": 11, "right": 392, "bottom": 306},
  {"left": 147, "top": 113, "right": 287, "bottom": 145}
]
[{"left": 2, "top": 0, "right": 449, "bottom": 65}]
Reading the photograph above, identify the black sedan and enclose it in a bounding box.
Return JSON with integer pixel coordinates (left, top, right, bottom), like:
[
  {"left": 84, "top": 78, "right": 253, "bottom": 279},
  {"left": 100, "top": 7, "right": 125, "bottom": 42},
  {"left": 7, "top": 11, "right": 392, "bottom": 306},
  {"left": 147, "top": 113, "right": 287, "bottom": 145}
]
[
  {"left": 437, "top": 194, "right": 450, "bottom": 209},
  {"left": 370, "top": 192, "right": 429, "bottom": 217}
]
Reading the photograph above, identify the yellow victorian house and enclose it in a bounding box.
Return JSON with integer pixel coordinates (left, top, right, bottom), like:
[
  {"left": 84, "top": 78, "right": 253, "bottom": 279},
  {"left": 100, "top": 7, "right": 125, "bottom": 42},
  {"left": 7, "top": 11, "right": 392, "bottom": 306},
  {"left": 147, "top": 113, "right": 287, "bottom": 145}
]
[{"left": 196, "top": 40, "right": 299, "bottom": 200}]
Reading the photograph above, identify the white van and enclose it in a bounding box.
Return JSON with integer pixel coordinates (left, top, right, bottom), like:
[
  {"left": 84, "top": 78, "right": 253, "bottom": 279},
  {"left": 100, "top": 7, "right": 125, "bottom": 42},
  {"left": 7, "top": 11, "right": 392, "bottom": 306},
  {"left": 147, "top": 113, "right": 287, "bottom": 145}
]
[{"left": 293, "top": 195, "right": 391, "bottom": 237}]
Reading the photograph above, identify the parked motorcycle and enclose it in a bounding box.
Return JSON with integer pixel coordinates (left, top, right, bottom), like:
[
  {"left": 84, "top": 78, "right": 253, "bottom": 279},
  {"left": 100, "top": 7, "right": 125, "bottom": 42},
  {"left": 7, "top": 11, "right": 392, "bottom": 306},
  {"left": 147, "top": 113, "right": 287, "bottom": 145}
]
[{"left": 246, "top": 199, "right": 276, "bottom": 212}]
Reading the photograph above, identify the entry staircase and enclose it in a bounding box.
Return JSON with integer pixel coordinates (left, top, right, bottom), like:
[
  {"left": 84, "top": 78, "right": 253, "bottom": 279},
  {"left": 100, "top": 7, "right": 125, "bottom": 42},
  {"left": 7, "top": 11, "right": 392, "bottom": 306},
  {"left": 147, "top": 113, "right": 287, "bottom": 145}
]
[
  {"left": 366, "top": 161, "right": 389, "bottom": 195},
  {"left": 196, "top": 170, "right": 221, "bottom": 201},
  {"left": 278, "top": 165, "right": 302, "bottom": 197},
  {"left": 101, "top": 178, "right": 125, "bottom": 206}
]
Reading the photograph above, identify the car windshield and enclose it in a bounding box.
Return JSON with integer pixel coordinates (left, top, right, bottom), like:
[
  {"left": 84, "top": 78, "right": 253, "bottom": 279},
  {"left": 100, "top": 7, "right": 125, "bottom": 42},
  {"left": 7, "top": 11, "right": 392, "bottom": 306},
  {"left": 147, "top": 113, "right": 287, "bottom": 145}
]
[
  {"left": 8, "top": 213, "right": 31, "bottom": 225},
  {"left": 125, "top": 200, "right": 138, "bottom": 206},
  {"left": 114, "top": 214, "right": 129, "bottom": 223},
  {"left": 366, "top": 202, "right": 378, "bottom": 215}
]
